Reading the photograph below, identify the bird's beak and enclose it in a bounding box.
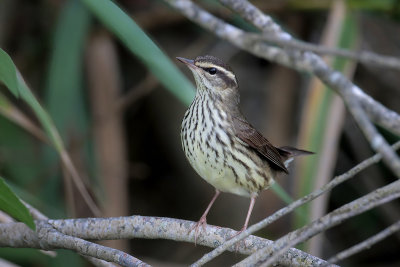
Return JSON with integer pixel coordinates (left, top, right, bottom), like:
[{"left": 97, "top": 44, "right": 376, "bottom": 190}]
[{"left": 176, "top": 57, "right": 196, "bottom": 68}]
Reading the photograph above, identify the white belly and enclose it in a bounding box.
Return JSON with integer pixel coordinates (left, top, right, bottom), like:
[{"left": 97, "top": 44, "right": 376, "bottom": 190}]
[{"left": 181, "top": 97, "right": 273, "bottom": 197}]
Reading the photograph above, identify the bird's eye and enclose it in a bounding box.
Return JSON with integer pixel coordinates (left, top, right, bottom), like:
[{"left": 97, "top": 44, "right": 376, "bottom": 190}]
[{"left": 207, "top": 68, "right": 217, "bottom": 75}]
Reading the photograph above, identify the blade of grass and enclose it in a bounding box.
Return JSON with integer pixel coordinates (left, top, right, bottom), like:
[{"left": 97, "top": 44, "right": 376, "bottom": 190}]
[
  {"left": 0, "top": 48, "right": 19, "bottom": 97},
  {"left": 44, "top": 0, "right": 94, "bottom": 217},
  {"left": 45, "top": 0, "right": 90, "bottom": 136}
]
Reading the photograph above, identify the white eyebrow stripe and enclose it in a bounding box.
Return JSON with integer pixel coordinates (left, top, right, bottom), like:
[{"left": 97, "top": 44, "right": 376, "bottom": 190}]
[
  {"left": 214, "top": 66, "right": 236, "bottom": 80},
  {"left": 196, "top": 63, "right": 236, "bottom": 79}
]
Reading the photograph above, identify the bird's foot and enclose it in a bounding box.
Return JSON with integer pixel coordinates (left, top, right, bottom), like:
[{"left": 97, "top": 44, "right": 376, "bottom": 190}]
[
  {"left": 189, "top": 216, "right": 207, "bottom": 245},
  {"left": 229, "top": 226, "right": 247, "bottom": 253}
]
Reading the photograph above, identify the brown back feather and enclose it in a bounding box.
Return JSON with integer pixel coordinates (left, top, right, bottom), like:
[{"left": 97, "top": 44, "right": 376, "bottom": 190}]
[{"left": 233, "top": 116, "right": 289, "bottom": 173}]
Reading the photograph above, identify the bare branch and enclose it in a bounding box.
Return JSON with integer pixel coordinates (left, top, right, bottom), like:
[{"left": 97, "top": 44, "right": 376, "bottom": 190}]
[
  {"left": 116, "top": 73, "right": 158, "bottom": 112},
  {"left": 219, "top": 0, "right": 400, "bottom": 70},
  {"left": 237, "top": 179, "right": 400, "bottom": 266},
  {"left": 40, "top": 224, "right": 148, "bottom": 267},
  {"left": 345, "top": 99, "right": 400, "bottom": 178},
  {"left": 51, "top": 216, "right": 329, "bottom": 266},
  {"left": 0, "top": 221, "right": 149, "bottom": 267},
  {"left": 21, "top": 202, "right": 111, "bottom": 266},
  {"left": 82, "top": 256, "right": 118, "bottom": 267},
  {"left": 21, "top": 201, "right": 48, "bottom": 221},
  {"left": 249, "top": 35, "right": 400, "bottom": 71},
  {"left": 0, "top": 94, "right": 48, "bottom": 144},
  {"left": 324, "top": 220, "right": 400, "bottom": 265},
  {"left": 0, "top": 216, "right": 331, "bottom": 267},
  {"left": 192, "top": 141, "right": 400, "bottom": 266}
]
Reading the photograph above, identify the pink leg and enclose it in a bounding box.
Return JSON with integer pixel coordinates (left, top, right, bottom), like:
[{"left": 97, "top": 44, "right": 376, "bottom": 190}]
[
  {"left": 230, "top": 195, "right": 256, "bottom": 251},
  {"left": 230, "top": 195, "right": 256, "bottom": 240},
  {"left": 241, "top": 195, "right": 256, "bottom": 232},
  {"left": 190, "top": 189, "right": 221, "bottom": 244}
]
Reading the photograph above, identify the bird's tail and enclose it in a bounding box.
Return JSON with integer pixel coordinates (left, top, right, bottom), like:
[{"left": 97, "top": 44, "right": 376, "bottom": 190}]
[{"left": 277, "top": 146, "right": 314, "bottom": 168}]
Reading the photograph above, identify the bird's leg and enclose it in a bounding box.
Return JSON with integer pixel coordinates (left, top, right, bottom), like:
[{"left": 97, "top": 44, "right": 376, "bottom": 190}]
[
  {"left": 229, "top": 194, "right": 256, "bottom": 251},
  {"left": 239, "top": 194, "right": 256, "bottom": 234},
  {"left": 190, "top": 189, "right": 221, "bottom": 244}
]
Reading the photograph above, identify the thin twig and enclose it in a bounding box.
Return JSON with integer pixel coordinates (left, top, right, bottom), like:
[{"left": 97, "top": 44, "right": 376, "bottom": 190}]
[
  {"left": 191, "top": 141, "right": 400, "bottom": 266},
  {"left": 0, "top": 94, "right": 48, "bottom": 144},
  {"left": 345, "top": 98, "right": 400, "bottom": 177},
  {"left": 116, "top": 73, "right": 158, "bottom": 112},
  {"left": 238, "top": 179, "right": 400, "bottom": 266},
  {"left": 59, "top": 150, "right": 102, "bottom": 216},
  {"left": 324, "top": 220, "right": 400, "bottom": 266},
  {"left": 224, "top": 0, "right": 400, "bottom": 73},
  {"left": 248, "top": 34, "right": 400, "bottom": 71},
  {"left": 21, "top": 201, "right": 48, "bottom": 221},
  {"left": 0, "top": 211, "right": 13, "bottom": 223}
]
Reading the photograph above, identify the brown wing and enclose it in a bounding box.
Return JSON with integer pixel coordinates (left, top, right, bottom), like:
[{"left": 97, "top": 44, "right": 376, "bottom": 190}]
[{"left": 233, "top": 116, "right": 289, "bottom": 173}]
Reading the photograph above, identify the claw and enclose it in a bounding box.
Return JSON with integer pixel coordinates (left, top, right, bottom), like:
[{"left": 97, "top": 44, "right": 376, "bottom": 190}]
[
  {"left": 229, "top": 226, "right": 247, "bottom": 252},
  {"left": 189, "top": 190, "right": 221, "bottom": 245},
  {"left": 189, "top": 216, "right": 208, "bottom": 245}
]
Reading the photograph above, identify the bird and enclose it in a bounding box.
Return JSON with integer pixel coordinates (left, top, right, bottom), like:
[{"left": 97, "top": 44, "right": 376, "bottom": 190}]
[{"left": 177, "top": 55, "right": 313, "bottom": 241}]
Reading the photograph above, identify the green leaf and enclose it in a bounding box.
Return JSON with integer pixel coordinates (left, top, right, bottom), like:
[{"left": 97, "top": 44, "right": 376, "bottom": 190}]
[
  {"left": 0, "top": 176, "right": 35, "bottom": 230},
  {"left": 82, "top": 0, "right": 195, "bottom": 106},
  {"left": 45, "top": 0, "right": 91, "bottom": 136},
  {"left": 0, "top": 48, "right": 19, "bottom": 97}
]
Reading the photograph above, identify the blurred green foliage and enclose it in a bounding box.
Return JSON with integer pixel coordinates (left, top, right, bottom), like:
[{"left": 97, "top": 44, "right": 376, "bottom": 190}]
[
  {"left": 0, "top": 49, "right": 20, "bottom": 97},
  {"left": 0, "top": 176, "right": 35, "bottom": 229},
  {"left": 0, "top": 0, "right": 195, "bottom": 264}
]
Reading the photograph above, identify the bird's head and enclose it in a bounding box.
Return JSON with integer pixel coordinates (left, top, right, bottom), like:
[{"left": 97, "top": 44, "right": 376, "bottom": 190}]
[{"left": 177, "top": 55, "right": 239, "bottom": 98}]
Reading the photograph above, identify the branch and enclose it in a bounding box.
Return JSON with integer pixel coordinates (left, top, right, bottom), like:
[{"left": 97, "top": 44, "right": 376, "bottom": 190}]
[
  {"left": 237, "top": 179, "right": 400, "bottom": 266},
  {"left": 82, "top": 256, "right": 118, "bottom": 267},
  {"left": 192, "top": 141, "right": 400, "bottom": 265},
  {"left": 324, "top": 220, "right": 400, "bottom": 265},
  {"left": 24, "top": 201, "right": 115, "bottom": 266},
  {"left": 0, "top": 216, "right": 331, "bottom": 267},
  {"left": 0, "top": 221, "right": 148, "bottom": 267},
  {"left": 248, "top": 35, "right": 400, "bottom": 71},
  {"left": 219, "top": 0, "right": 400, "bottom": 69}
]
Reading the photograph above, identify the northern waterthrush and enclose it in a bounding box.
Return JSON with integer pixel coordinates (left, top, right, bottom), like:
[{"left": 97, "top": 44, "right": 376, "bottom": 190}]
[{"left": 177, "top": 55, "right": 312, "bottom": 240}]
